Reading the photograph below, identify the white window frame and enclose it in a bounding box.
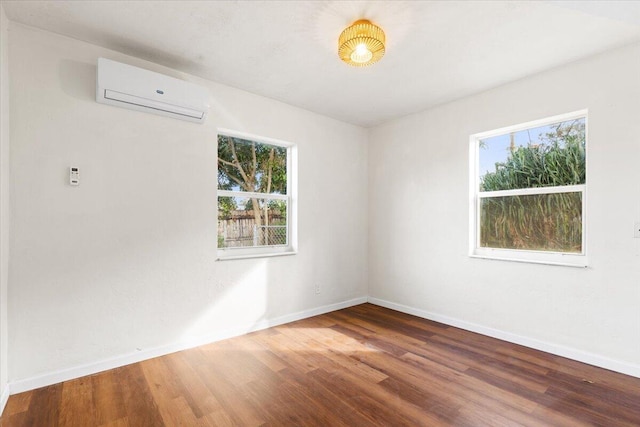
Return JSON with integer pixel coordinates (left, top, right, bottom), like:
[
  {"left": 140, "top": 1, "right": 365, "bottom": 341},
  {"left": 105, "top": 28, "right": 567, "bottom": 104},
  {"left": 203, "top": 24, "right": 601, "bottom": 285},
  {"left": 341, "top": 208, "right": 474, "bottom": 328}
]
[
  {"left": 469, "top": 110, "right": 588, "bottom": 268},
  {"left": 216, "top": 128, "right": 298, "bottom": 261}
]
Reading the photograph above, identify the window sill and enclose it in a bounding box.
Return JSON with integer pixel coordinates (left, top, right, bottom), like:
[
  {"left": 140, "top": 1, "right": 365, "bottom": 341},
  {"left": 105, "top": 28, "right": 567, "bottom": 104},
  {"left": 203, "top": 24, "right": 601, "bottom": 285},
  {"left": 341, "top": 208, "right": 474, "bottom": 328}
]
[
  {"left": 216, "top": 250, "right": 297, "bottom": 261},
  {"left": 469, "top": 254, "right": 587, "bottom": 268}
]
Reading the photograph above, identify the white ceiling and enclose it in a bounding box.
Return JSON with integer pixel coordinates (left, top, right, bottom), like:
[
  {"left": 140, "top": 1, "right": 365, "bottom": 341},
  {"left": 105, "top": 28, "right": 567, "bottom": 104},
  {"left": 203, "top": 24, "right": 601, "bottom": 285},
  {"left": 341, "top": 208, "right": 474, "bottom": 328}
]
[{"left": 3, "top": 1, "right": 640, "bottom": 127}]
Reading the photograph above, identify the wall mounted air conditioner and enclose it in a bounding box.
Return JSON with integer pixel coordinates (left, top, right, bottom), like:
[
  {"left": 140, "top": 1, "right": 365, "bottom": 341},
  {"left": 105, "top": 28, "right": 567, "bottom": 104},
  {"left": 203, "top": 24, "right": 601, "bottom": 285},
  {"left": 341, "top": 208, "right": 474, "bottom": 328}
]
[{"left": 96, "top": 58, "right": 209, "bottom": 123}]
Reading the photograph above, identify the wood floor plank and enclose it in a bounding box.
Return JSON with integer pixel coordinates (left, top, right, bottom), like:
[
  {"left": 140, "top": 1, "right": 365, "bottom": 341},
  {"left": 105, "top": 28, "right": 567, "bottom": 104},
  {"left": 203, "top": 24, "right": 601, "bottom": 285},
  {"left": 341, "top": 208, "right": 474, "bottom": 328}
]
[
  {"left": 117, "top": 363, "right": 165, "bottom": 427},
  {"left": 140, "top": 358, "right": 202, "bottom": 426},
  {"left": 200, "top": 410, "right": 234, "bottom": 427},
  {"left": 1, "top": 391, "right": 31, "bottom": 417},
  {"left": 91, "top": 370, "right": 127, "bottom": 425},
  {"left": 277, "top": 323, "right": 389, "bottom": 383},
  {"left": 333, "top": 320, "right": 472, "bottom": 373},
  {"left": 276, "top": 366, "right": 377, "bottom": 427},
  {"left": 97, "top": 417, "right": 129, "bottom": 427},
  {"left": 200, "top": 339, "right": 285, "bottom": 388},
  {"left": 0, "top": 412, "right": 28, "bottom": 427},
  {"left": 163, "top": 352, "right": 224, "bottom": 419},
  {"left": 19, "top": 384, "right": 62, "bottom": 427},
  {"left": 430, "top": 333, "right": 552, "bottom": 376},
  {"left": 189, "top": 352, "right": 266, "bottom": 427},
  {"left": 222, "top": 335, "right": 288, "bottom": 373},
  {"left": 2, "top": 303, "right": 639, "bottom": 426},
  {"left": 377, "top": 376, "right": 462, "bottom": 423},
  {"left": 252, "top": 329, "right": 321, "bottom": 374},
  {"left": 240, "top": 370, "right": 347, "bottom": 426},
  {"left": 58, "top": 377, "right": 95, "bottom": 426},
  {"left": 308, "top": 367, "right": 447, "bottom": 427}
]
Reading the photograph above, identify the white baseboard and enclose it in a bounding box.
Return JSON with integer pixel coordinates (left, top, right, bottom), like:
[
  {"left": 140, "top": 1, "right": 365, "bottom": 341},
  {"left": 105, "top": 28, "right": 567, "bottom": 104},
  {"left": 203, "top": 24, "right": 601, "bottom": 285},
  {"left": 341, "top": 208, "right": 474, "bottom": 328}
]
[
  {"left": 368, "top": 297, "right": 640, "bottom": 379},
  {"left": 9, "top": 296, "right": 368, "bottom": 395},
  {"left": 0, "top": 384, "right": 9, "bottom": 415}
]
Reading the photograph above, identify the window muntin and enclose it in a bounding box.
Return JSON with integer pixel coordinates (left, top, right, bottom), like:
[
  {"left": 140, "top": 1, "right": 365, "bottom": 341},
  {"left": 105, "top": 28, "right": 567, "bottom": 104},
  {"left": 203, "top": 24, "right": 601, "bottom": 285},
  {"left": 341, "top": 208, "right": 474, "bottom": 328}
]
[
  {"left": 217, "top": 131, "right": 296, "bottom": 259},
  {"left": 470, "top": 111, "right": 587, "bottom": 266}
]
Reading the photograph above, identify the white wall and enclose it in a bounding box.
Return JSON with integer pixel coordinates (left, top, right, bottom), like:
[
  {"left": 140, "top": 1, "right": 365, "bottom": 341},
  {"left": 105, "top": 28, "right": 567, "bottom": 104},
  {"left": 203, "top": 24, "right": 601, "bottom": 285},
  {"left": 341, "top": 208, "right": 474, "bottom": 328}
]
[
  {"left": 369, "top": 43, "right": 640, "bottom": 375},
  {"left": 8, "top": 23, "right": 368, "bottom": 385},
  {"left": 0, "top": 3, "right": 11, "bottom": 404},
  {"left": 6, "top": 16, "right": 639, "bottom": 392}
]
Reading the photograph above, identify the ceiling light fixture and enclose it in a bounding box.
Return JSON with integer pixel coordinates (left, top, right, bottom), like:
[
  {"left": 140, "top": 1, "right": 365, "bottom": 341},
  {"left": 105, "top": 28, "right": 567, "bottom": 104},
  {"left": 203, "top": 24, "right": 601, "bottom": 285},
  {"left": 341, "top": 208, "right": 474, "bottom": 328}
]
[{"left": 338, "top": 19, "right": 385, "bottom": 67}]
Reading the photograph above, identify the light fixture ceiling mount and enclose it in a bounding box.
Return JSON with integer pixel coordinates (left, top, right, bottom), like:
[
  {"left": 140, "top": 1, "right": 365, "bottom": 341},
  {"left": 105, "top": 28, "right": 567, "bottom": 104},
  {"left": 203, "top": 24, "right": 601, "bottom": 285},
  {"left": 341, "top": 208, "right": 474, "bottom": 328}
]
[{"left": 338, "top": 19, "right": 386, "bottom": 67}]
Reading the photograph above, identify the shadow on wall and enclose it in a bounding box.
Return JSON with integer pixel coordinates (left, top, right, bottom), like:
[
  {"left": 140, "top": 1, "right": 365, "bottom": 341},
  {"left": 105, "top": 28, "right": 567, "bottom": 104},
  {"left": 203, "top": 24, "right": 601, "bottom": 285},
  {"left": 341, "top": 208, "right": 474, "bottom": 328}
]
[{"left": 58, "top": 59, "right": 96, "bottom": 102}]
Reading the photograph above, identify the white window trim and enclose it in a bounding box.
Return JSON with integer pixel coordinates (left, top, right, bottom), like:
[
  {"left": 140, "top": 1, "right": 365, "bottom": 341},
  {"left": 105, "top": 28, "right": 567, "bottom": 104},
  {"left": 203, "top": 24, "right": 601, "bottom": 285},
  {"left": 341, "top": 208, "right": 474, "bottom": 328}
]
[
  {"left": 469, "top": 110, "right": 588, "bottom": 268},
  {"left": 216, "top": 128, "right": 298, "bottom": 261}
]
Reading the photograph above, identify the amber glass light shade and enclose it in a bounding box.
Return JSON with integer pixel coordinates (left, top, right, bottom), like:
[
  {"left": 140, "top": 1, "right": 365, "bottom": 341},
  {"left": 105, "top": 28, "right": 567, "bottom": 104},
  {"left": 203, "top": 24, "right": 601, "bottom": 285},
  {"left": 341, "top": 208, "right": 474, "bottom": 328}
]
[{"left": 338, "top": 19, "right": 385, "bottom": 67}]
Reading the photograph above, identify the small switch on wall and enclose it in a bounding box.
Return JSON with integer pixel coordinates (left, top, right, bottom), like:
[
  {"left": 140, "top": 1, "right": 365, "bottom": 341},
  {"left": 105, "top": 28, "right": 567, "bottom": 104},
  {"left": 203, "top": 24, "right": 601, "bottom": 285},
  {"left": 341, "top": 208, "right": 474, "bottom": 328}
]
[
  {"left": 69, "top": 167, "right": 79, "bottom": 186},
  {"left": 635, "top": 222, "right": 640, "bottom": 238}
]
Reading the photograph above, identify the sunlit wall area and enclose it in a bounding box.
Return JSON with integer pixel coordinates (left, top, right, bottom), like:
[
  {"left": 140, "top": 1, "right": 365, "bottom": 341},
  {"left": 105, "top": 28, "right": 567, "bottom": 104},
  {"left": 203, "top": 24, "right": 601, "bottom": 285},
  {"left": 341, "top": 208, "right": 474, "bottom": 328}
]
[{"left": 7, "top": 23, "right": 369, "bottom": 384}]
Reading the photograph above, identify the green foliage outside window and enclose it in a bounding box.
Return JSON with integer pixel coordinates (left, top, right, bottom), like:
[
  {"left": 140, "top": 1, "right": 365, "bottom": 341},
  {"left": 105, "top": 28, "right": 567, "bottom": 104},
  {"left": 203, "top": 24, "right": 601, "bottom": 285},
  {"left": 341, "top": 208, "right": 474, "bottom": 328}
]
[
  {"left": 479, "top": 119, "right": 585, "bottom": 252},
  {"left": 217, "top": 135, "right": 287, "bottom": 194}
]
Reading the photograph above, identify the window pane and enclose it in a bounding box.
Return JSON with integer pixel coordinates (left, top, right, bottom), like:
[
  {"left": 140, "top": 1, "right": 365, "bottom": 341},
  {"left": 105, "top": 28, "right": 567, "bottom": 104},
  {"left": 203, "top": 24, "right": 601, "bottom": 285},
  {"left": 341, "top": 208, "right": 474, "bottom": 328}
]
[
  {"left": 217, "top": 135, "right": 287, "bottom": 195},
  {"left": 480, "top": 192, "right": 582, "bottom": 253},
  {"left": 217, "top": 196, "right": 287, "bottom": 248},
  {"left": 479, "top": 117, "right": 585, "bottom": 191}
]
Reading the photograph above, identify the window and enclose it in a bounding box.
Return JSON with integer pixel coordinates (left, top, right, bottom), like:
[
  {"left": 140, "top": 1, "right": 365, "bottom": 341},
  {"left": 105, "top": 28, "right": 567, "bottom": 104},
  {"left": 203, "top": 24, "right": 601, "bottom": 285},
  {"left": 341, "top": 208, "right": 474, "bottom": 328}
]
[
  {"left": 469, "top": 110, "right": 587, "bottom": 267},
  {"left": 217, "top": 129, "right": 297, "bottom": 260}
]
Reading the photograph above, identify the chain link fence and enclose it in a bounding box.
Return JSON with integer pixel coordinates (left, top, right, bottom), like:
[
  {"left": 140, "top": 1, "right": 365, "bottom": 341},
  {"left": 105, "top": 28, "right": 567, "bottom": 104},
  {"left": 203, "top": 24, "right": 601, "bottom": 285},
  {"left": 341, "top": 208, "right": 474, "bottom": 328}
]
[
  {"left": 218, "top": 219, "right": 287, "bottom": 248},
  {"left": 253, "top": 225, "right": 287, "bottom": 246}
]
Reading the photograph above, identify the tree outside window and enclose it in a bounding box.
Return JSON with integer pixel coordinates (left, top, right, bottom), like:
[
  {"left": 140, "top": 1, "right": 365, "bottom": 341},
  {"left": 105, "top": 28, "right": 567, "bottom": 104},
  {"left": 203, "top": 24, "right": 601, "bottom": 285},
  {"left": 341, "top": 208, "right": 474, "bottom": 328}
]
[{"left": 217, "top": 133, "right": 292, "bottom": 252}]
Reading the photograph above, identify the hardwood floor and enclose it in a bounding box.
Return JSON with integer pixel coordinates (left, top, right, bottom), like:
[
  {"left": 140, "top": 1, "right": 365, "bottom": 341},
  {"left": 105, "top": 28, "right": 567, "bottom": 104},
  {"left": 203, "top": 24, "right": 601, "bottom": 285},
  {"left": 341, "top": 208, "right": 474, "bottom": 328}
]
[{"left": 2, "top": 304, "right": 639, "bottom": 426}]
